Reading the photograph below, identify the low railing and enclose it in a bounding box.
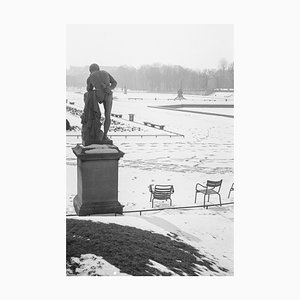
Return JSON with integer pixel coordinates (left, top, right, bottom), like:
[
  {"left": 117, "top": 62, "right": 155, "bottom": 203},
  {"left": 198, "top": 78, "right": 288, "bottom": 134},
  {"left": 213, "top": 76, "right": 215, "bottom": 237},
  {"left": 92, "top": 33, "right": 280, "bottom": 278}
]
[
  {"left": 66, "top": 201, "right": 234, "bottom": 217},
  {"left": 122, "top": 201, "right": 234, "bottom": 216}
]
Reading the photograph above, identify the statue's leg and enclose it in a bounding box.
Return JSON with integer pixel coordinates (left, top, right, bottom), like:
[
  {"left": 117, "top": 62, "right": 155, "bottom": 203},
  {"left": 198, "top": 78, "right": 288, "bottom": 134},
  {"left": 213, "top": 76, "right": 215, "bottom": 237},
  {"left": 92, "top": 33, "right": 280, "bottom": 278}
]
[{"left": 103, "top": 94, "right": 113, "bottom": 139}]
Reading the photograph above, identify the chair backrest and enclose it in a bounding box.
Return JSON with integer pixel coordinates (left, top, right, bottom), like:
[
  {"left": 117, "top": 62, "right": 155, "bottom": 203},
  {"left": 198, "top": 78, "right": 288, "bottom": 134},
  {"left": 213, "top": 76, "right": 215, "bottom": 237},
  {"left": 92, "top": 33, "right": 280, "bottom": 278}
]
[
  {"left": 207, "top": 180, "right": 223, "bottom": 189},
  {"left": 153, "top": 185, "right": 174, "bottom": 200}
]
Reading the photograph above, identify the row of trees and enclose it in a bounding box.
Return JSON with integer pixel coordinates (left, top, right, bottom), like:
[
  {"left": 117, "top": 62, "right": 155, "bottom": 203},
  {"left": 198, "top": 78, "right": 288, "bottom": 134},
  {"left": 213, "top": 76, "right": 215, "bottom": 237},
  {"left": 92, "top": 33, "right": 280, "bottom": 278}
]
[{"left": 66, "top": 60, "right": 234, "bottom": 93}]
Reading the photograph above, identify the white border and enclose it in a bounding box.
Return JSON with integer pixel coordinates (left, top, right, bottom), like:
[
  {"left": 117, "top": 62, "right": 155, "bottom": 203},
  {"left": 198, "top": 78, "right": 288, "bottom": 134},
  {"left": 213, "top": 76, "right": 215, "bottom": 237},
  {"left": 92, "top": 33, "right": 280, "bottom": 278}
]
[{"left": 1, "top": 0, "right": 299, "bottom": 299}]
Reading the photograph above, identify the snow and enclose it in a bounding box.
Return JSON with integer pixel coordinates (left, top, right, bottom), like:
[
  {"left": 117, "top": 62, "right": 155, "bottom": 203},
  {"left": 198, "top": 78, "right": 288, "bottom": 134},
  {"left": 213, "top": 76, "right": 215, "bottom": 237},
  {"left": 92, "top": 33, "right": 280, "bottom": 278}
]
[
  {"left": 147, "top": 259, "right": 177, "bottom": 275},
  {"left": 67, "top": 254, "right": 129, "bottom": 276},
  {"left": 66, "top": 89, "right": 234, "bottom": 276},
  {"left": 85, "top": 148, "right": 119, "bottom": 154}
]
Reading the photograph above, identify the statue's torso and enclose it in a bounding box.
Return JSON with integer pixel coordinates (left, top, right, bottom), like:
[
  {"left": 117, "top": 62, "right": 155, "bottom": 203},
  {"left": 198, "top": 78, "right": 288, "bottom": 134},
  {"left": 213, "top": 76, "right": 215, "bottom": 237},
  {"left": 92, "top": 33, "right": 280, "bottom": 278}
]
[{"left": 87, "top": 70, "right": 111, "bottom": 102}]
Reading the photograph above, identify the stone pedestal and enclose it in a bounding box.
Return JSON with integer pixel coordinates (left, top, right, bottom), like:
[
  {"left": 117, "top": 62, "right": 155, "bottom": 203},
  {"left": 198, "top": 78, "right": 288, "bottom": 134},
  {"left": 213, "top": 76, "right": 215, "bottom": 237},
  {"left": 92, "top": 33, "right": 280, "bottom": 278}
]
[{"left": 72, "top": 144, "right": 125, "bottom": 216}]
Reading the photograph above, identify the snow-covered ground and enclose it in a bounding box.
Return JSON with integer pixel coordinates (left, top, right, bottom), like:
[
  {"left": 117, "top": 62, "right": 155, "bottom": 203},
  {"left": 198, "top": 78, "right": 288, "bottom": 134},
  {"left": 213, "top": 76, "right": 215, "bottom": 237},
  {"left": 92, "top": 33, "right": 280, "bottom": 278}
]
[
  {"left": 66, "top": 89, "right": 234, "bottom": 275},
  {"left": 67, "top": 254, "right": 130, "bottom": 276}
]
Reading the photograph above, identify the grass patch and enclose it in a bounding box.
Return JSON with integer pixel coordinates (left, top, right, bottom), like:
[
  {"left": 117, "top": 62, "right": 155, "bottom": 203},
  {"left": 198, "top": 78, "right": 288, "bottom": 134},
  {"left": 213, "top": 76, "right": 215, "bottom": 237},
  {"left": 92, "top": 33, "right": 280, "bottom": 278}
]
[{"left": 67, "top": 218, "right": 228, "bottom": 276}]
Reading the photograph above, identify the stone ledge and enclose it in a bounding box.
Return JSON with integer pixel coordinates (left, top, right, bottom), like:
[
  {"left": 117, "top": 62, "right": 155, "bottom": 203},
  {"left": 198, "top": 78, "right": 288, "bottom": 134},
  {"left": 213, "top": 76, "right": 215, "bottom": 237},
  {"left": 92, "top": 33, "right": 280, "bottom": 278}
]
[{"left": 72, "top": 144, "right": 124, "bottom": 161}]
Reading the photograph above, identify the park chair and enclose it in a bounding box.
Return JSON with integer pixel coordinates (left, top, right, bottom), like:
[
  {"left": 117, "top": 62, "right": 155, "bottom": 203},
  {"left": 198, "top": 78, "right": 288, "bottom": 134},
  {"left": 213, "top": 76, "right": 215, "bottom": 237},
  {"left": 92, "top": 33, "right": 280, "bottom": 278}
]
[
  {"left": 228, "top": 183, "right": 234, "bottom": 199},
  {"left": 149, "top": 184, "right": 174, "bottom": 208},
  {"left": 194, "top": 180, "right": 223, "bottom": 207}
]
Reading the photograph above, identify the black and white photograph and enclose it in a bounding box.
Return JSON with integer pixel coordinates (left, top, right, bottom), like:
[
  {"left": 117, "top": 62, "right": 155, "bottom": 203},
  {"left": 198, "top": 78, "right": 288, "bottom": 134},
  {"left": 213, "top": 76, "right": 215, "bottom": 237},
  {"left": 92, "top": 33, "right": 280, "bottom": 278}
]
[
  {"left": 66, "top": 24, "right": 234, "bottom": 276},
  {"left": 2, "top": 0, "right": 299, "bottom": 298}
]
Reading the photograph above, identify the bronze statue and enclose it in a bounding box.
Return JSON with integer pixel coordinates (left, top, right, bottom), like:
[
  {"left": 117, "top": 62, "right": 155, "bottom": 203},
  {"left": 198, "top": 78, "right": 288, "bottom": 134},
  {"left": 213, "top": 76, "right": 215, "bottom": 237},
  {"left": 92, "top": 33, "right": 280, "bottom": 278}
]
[{"left": 81, "top": 63, "right": 117, "bottom": 146}]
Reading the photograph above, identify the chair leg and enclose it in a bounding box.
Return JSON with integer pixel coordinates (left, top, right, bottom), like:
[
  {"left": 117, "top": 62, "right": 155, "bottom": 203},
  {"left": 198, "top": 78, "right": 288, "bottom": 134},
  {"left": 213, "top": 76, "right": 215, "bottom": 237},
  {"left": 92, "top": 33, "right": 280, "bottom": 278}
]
[
  {"left": 170, "top": 198, "right": 172, "bottom": 206},
  {"left": 228, "top": 189, "right": 231, "bottom": 199},
  {"left": 194, "top": 191, "right": 197, "bottom": 203},
  {"left": 208, "top": 194, "right": 210, "bottom": 202},
  {"left": 152, "top": 198, "right": 154, "bottom": 208},
  {"left": 219, "top": 194, "right": 222, "bottom": 206}
]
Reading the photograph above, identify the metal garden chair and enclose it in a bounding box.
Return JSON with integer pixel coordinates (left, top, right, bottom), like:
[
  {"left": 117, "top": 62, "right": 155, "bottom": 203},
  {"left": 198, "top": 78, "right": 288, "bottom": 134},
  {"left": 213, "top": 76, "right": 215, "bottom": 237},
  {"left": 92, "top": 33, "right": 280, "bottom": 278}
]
[
  {"left": 194, "top": 180, "right": 223, "bottom": 207},
  {"left": 149, "top": 184, "right": 174, "bottom": 208},
  {"left": 228, "top": 183, "right": 234, "bottom": 198}
]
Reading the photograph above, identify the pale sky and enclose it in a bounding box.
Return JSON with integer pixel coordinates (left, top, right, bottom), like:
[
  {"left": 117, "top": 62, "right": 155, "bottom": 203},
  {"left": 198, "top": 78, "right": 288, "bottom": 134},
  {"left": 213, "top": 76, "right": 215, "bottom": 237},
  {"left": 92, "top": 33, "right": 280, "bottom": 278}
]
[{"left": 66, "top": 24, "right": 233, "bottom": 70}]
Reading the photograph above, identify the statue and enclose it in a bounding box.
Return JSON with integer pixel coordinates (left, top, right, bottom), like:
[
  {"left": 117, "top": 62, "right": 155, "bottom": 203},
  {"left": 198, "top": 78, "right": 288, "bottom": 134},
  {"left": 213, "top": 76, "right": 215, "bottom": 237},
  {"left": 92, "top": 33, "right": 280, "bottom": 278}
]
[
  {"left": 81, "top": 63, "right": 117, "bottom": 145},
  {"left": 174, "top": 87, "right": 186, "bottom": 100}
]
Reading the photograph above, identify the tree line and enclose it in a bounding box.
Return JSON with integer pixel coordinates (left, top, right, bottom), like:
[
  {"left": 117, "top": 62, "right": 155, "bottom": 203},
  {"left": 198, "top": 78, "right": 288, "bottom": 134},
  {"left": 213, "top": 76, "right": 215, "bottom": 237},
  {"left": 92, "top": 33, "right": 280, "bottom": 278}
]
[{"left": 66, "top": 60, "right": 234, "bottom": 93}]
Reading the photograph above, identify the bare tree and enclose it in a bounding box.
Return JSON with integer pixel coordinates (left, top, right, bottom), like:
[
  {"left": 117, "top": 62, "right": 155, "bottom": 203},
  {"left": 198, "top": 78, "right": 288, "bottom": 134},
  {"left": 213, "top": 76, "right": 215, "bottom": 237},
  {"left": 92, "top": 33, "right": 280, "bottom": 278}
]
[{"left": 66, "top": 62, "right": 234, "bottom": 92}]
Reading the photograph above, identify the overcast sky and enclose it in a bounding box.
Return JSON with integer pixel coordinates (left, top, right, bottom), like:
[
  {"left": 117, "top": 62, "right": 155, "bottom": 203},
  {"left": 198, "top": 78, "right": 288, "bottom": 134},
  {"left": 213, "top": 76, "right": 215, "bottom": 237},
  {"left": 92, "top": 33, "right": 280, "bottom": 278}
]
[{"left": 66, "top": 24, "right": 233, "bottom": 70}]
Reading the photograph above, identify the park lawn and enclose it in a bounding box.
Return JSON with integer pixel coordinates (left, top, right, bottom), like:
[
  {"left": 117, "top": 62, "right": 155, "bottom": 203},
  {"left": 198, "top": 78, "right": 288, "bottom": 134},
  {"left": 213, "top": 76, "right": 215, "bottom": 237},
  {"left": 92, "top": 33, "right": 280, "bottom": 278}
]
[{"left": 66, "top": 218, "right": 229, "bottom": 276}]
